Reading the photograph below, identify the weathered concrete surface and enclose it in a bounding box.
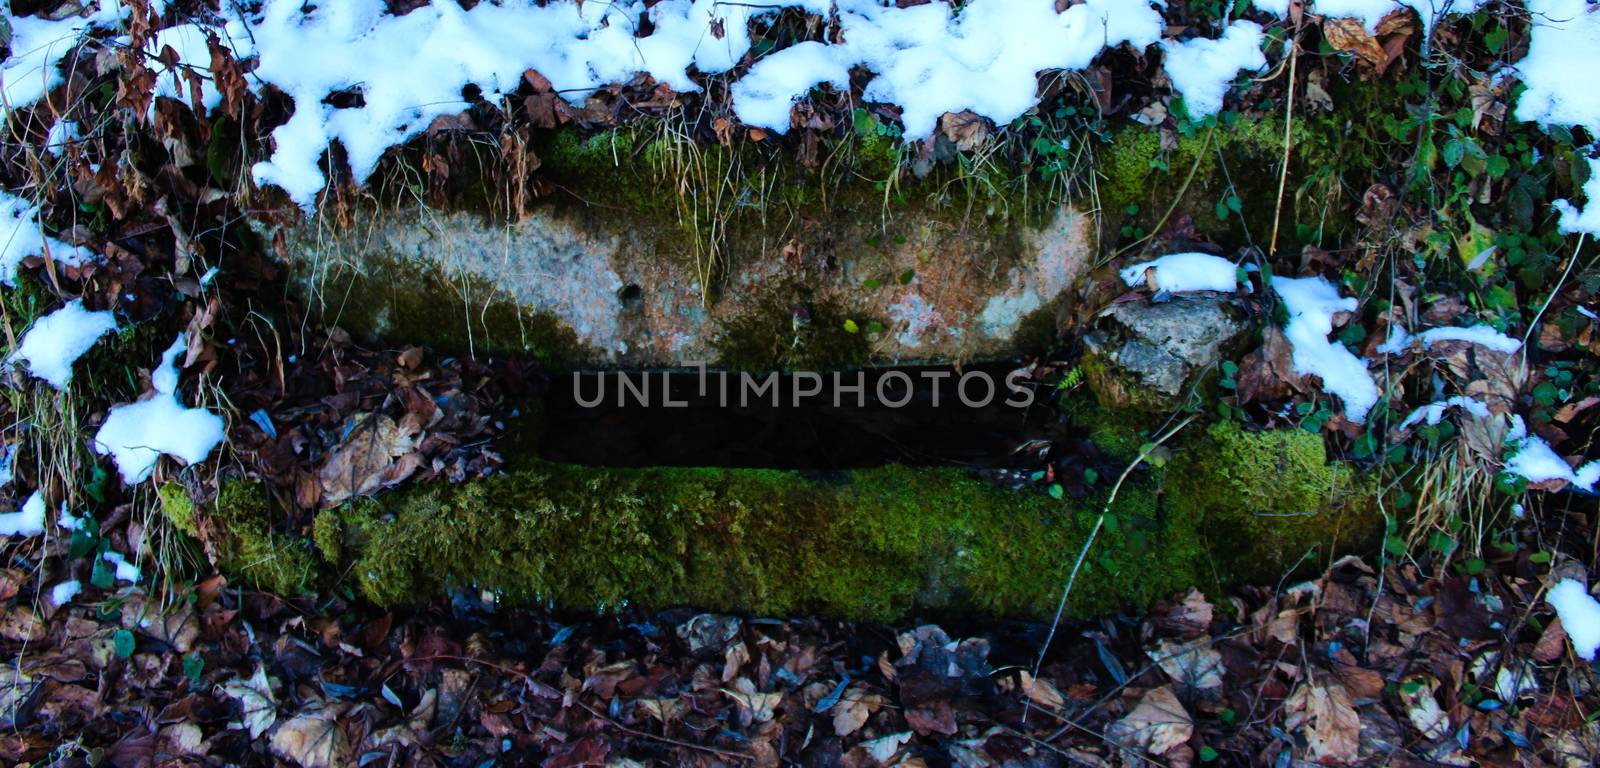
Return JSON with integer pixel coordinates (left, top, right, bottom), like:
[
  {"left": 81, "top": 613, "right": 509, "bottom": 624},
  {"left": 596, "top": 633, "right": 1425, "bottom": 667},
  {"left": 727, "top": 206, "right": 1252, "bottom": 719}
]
[{"left": 270, "top": 200, "right": 1094, "bottom": 366}]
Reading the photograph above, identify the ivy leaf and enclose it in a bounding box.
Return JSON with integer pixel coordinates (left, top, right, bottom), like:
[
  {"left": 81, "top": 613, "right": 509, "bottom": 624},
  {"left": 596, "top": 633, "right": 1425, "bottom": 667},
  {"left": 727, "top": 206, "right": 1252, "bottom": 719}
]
[{"left": 113, "top": 629, "right": 135, "bottom": 659}]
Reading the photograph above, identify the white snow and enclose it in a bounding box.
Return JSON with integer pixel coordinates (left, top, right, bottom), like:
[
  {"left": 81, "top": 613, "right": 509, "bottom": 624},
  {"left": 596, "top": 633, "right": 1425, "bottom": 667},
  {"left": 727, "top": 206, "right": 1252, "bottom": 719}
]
[
  {"left": 9, "top": 300, "right": 118, "bottom": 390},
  {"left": 0, "top": 490, "right": 48, "bottom": 537},
  {"left": 56, "top": 503, "right": 83, "bottom": 531},
  {"left": 1160, "top": 22, "right": 1266, "bottom": 119},
  {"left": 1, "top": 191, "right": 97, "bottom": 285},
  {"left": 1379, "top": 323, "right": 1524, "bottom": 354},
  {"left": 0, "top": 1, "right": 129, "bottom": 113},
  {"left": 1272, "top": 276, "right": 1380, "bottom": 423},
  {"left": 1418, "top": 325, "right": 1523, "bottom": 353},
  {"left": 1514, "top": 0, "right": 1600, "bottom": 137},
  {"left": 50, "top": 580, "right": 82, "bottom": 605},
  {"left": 1503, "top": 417, "right": 1595, "bottom": 492},
  {"left": 1120, "top": 252, "right": 1242, "bottom": 293},
  {"left": 1547, "top": 578, "right": 1600, "bottom": 660},
  {"left": 1375, "top": 325, "right": 1412, "bottom": 354},
  {"left": 1553, "top": 156, "right": 1600, "bottom": 237},
  {"left": 87, "top": 0, "right": 1163, "bottom": 210},
  {"left": 1398, "top": 395, "right": 1491, "bottom": 430},
  {"left": 102, "top": 550, "right": 139, "bottom": 582},
  {"left": 730, "top": 42, "right": 850, "bottom": 131},
  {"left": 93, "top": 334, "right": 227, "bottom": 484}
]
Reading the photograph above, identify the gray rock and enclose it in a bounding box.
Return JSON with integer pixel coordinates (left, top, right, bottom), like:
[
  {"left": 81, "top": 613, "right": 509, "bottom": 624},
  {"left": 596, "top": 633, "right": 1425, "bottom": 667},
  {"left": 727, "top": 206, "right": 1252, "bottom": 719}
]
[{"left": 1084, "top": 295, "right": 1252, "bottom": 411}]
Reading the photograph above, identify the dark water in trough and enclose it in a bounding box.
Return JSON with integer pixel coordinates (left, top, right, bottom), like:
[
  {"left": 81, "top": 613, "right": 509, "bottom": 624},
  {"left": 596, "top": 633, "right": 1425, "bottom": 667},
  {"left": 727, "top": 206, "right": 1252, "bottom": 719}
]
[{"left": 537, "top": 362, "right": 1069, "bottom": 470}]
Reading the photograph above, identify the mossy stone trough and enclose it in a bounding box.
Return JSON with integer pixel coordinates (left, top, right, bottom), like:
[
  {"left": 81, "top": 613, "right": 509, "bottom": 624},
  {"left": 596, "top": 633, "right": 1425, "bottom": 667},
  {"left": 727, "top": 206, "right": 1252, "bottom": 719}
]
[{"left": 201, "top": 419, "right": 1380, "bottom": 622}]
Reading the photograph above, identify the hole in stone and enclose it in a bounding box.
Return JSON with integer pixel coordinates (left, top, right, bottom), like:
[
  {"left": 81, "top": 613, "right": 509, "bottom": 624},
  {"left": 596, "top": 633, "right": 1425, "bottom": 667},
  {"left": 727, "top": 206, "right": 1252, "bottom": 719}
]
[
  {"left": 537, "top": 362, "right": 1064, "bottom": 471},
  {"left": 617, "top": 283, "right": 643, "bottom": 307}
]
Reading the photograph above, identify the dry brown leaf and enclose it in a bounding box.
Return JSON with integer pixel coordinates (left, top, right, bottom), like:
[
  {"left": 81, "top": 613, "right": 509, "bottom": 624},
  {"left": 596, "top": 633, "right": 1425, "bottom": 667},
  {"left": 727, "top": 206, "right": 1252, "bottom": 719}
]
[
  {"left": 1148, "top": 639, "right": 1225, "bottom": 696},
  {"left": 270, "top": 704, "right": 351, "bottom": 768},
  {"left": 219, "top": 665, "right": 277, "bottom": 739},
  {"left": 1285, "top": 680, "right": 1360, "bottom": 765},
  {"left": 1397, "top": 674, "right": 1450, "bottom": 740},
  {"left": 1020, "top": 670, "right": 1066, "bottom": 710},
  {"left": 318, "top": 414, "right": 424, "bottom": 506},
  {"left": 1322, "top": 17, "right": 1385, "bottom": 68},
  {"left": 722, "top": 678, "right": 781, "bottom": 724},
  {"left": 832, "top": 686, "right": 882, "bottom": 737},
  {"left": 938, "top": 110, "right": 990, "bottom": 151},
  {"left": 1107, "top": 686, "right": 1192, "bottom": 757}
]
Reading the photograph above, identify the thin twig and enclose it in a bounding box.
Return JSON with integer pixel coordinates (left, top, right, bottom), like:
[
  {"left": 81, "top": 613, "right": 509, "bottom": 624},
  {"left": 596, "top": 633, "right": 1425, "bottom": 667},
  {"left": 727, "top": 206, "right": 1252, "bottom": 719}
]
[
  {"left": 1023, "top": 414, "right": 1197, "bottom": 723},
  {"left": 1269, "top": 22, "right": 1301, "bottom": 256}
]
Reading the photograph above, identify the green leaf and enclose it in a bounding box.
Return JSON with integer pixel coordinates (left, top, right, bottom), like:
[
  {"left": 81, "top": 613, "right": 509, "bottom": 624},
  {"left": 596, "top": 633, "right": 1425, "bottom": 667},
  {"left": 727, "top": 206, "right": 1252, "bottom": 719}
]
[
  {"left": 1384, "top": 535, "right": 1408, "bottom": 557},
  {"left": 1200, "top": 746, "right": 1220, "bottom": 762},
  {"left": 862, "top": 278, "right": 882, "bottom": 289},
  {"left": 1529, "top": 551, "right": 1553, "bottom": 564},
  {"left": 1083, "top": 468, "right": 1099, "bottom": 485},
  {"left": 1462, "top": 558, "right": 1486, "bottom": 576},
  {"left": 1048, "top": 483, "right": 1064, "bottom": 500},
  {"left": 113, "top": 629, "right": 135, "bottom": 659},
  {"left": 183, "top": 653, "right": 205, "bottom": 683},
  {"left": 1443, "top": 138, "right": 1465, "bottom": 168},
  {"left": 1485, "top": 25, "right": 1507, "bottom": 53},
  {"left": 866, "top": 320, "right": 885, "bottom": 334},
  {"left": 1225, "top": 194, "right": 1242, "bottom": 213},
  {"left": 898, "top": 269, "right": 915, "bottom": 285},
  {"left": 1214, "top": 200, "right": 1230, "bottom": 221},
  {"left": 842, "top": 319, "right": 859, "bottom": 334}
]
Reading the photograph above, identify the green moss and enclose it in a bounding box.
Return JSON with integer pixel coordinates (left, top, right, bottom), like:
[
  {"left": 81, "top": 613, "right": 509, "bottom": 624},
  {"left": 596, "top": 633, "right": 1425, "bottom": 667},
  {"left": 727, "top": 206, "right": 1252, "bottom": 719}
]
[
  {"left": 211, "top": 481, "right": 319, "bottom": 595},
  {"left": 1169, "top": 422, "right": 1383, "bottom": 584},
  {"left": 157, "top": 483, "right": 199, "bottom": 538},
  {"left": 212, "top": 411, "right": 1385, "bottom": 620},
  {"left": 306, "top": 461, "right": 1203, "bottom": 620}
]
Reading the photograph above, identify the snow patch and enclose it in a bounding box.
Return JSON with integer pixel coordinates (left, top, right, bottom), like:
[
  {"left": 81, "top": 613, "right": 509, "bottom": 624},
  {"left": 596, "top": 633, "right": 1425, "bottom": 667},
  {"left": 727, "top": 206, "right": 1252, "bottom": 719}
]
[
  {"left": 93, "top": 334, "right": 227, "bottom": 484},
  {"left": 2, "top": 191, "right": 97, "bottom": 286},
  {"left": 1553, "top": 156, "right": 1600, "bottom": 236},
  {"left": 1398, "top": 396, "right": 1491, "bottom": 430},
  {"left": 1514, "top": 0, "right": 1600, "bottom": 137},
  {"left": 102, "top": 550, "right": 140, "bottom": 583},
  {"left": 1547, "top": 578, "right": 1600, "bottom": 660},
  {"left": 1502, "top": 417, "right": 1596, "bottom": 492},
  {"left": 50, "top": 580, "right": 83, "bottom": 605},
  {"left": 0, "top": 491, "right": 48, "bottom": 537},
  {"left": 1418, "top": 325, "right": 1522, "bottom": 353},
  {"left": 1160, "top": 22, "right": 1266, "bottom": 118},
  {"left": 1120, "top": 252, "right": 1242, "bottom": 293},
  {"left": 1272, "top": 276, "right": 1380, "bottom": 423},
  {"left": 9, "top": 300, "right": 119, "bottom": 390},
  {"left": 0, "top": 1, "right": 129, "bottom": 114}
]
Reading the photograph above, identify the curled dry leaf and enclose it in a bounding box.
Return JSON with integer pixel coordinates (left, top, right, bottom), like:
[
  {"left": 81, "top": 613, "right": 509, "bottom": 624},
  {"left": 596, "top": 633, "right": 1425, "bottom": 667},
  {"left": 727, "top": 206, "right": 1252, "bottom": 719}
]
[
  {"left": 1285, "top": 680, "right": 1360, "bottom": 765},
  {"left": 832, "top": 686, "right": 883, "bottom": 737},
  {"left": 1107, "top": 685, "right": 1192, "bottom": 757},
  {"left": 219, "top": 665, "right": 276, "bottom": 739},
  {"left": 722, "top": 677, "right": 781, "bottom": 724},
  {"left": 318, "top": 413, "right": 425, "bottom": 507},
  {"left": 269, "top": 704, "right": 351, "bottom": 768}
]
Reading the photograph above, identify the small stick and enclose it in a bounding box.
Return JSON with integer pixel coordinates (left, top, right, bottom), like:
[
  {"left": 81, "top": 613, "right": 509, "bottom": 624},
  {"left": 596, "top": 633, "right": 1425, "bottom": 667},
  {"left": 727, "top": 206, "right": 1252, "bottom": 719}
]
[
  {"left": 1269, "top": 22, "right": 1301, "bottom": 256},
  {"left": 1022, "top": 414, "right": 1197, "bottom": 723}
]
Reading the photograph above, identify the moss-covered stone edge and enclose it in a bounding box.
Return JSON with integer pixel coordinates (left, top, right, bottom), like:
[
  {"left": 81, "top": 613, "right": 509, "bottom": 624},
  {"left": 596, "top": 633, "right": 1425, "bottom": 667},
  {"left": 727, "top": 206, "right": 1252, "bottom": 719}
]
[{"left": 192, "top": 420, "right": 1382, "bottom": 621}]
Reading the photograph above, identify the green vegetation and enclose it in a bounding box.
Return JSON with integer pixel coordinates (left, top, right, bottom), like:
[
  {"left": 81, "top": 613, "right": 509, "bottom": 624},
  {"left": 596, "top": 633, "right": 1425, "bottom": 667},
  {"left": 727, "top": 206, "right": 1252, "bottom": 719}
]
[
  {"left": 196, "top": 410, "right": 1384, "bottom": 620},
  {"left": 207, "top": 482, "right": 319, "bottom": 596}
]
